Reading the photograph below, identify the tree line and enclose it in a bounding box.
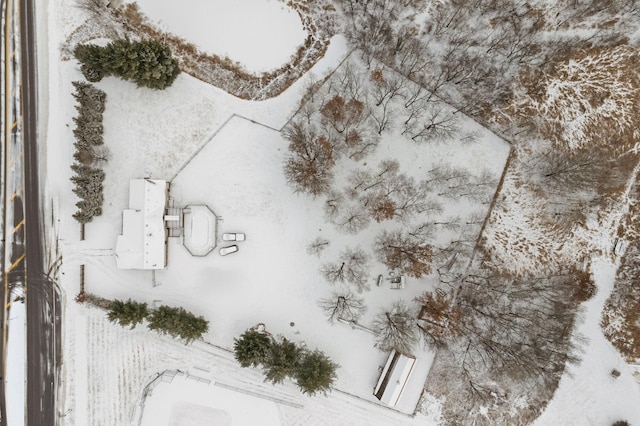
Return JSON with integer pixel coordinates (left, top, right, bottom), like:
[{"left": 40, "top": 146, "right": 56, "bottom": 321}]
[
  {"left": 70, "top": 81, "right": 108, "bottom": 224},
  {"left": 107, "top": 299, "right": 209, "bottom": 343},
  {"left": 74, "top": 39, "right": 180, "bottom": 90},
  {"left": 233, "top": 329, "right": 338, "bottom": 396}
]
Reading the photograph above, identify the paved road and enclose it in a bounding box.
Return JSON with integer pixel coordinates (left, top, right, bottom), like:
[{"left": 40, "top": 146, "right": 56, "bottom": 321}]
[{"left": 18, "top": 0, "right": 61, "bottom": 424}]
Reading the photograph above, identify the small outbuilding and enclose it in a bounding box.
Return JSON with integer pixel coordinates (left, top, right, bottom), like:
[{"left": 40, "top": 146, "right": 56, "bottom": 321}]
[{"left": 373, "top": 350, "right": 416, "bottom": 407}]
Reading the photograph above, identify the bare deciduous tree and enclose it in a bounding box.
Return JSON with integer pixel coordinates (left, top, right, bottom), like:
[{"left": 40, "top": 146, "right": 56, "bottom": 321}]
[
  {"left": 530, "top": 147, "right": 626, "bottom": 195},
  {"left": 283, "top": 121, "right": 335, "bottom": 196},
  {"left": 455, "top": 271, "right": 586, "bottom": 385},
  {"left": 370, "top": 67, "right": 406, "bottom": 107},
  {"left": 415, "top": 291, "right": 462, "bottom": 348},
  {"left": 396, "top": 38, "right": 430, "bottom": 79},
  {"left": 343, "top": 247, "right": 371, "bottom": 292},
  {"left": 321, "top": 247, "right": 371, "bottom": 292},
  {"left": 374, "top": 229, "right": 433, "bottom": 278},
  {"left": 324, "top": 190, "right": 346, "bottom": 222},
  {"left": 409, "top": 104, "right": 459, "bottom": 143},
  {"left": 307, "top": 237, "right": 329, "bottom": 257},
  {"left": 371, "top": 97, "right": 394, "bottom": 135},
  {"left": 394, "top": 178, "right": 440, "bottom": 221},
  {"left": 336, "top": 206, "right": 371, "bottom": 234},
  {"left": 364, "top": 192, "right": 396, "bottom": 222},
  {"left": 372, "top": 300, "right": 418, "bottom": 354},
  {"left": 319, "top": 291, "right": 367, "bottom": 323},
  {"left": 321, "top": 261, "right": 347, "bottom": 284},
  {"left": 330, "top": 59, "right": 367, "bottom": 100},
  {"left": 320, "top": 95, "right": 367, "bottom": 135}
]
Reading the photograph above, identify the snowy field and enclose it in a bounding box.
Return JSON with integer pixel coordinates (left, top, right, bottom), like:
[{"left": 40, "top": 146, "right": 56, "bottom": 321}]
[
  {"left": 36, "top": 0, "right": 640, "bottom": 425},
  {"left": 132, "top": 0, "right": 307, "bottom": 72},
  {"left": 139, "top": 373, "right": 281, "bottom": 426}
]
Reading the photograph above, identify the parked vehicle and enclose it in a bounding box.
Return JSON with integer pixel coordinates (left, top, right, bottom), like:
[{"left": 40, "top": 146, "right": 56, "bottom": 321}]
[
  {"left": 222, "top": 233, "right": 246, "bottom": 241},
  {"left": 219, "top": 245, "right": 239, "bottom": 256}
]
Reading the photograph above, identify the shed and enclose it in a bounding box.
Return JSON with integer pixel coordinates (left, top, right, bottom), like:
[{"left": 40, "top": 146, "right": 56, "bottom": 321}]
[{"left": 373, "top": 350, "right": 416, "bottom": 407}]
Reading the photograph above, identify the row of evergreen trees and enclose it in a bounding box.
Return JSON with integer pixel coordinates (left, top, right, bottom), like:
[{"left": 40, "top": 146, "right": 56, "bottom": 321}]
[
  {"left": 233, "top": 329, "right": 338, "bottom": 396},
  {"left": 71, "top": 81, "right": 107, "bottom": 224},
  {"left": 107, "top": 299, "right": 209, "bottom": 343},
  {"left": 74, "top": 39, "right": 180, "bottom": 89}
]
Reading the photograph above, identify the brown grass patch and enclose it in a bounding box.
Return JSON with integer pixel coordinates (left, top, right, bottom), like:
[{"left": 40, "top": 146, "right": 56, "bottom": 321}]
[
  {"left": 504, "top": 44, "right": 640, "bottom": 154},
  {"left": 602, "top": 180, "right": 640, "bottom": 360},
  {"left": 107, "top": 0, "right": 335, "bottom": 100}
]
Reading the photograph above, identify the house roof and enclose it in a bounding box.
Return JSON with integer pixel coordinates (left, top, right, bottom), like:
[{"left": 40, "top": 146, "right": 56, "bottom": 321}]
[{"left": 115, "top": 179, "right": 168, "bottom": 270}]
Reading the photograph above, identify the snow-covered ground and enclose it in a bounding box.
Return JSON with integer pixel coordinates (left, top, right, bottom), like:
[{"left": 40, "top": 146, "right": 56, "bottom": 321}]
[
  {"left": 37, "top": 0, "right": 640, "bottom": 425},
  {"left": 534, "top": 259, "right": 640, "bottom": 426},
  {"left": 44, "top": 0, "right": 437, "bottom": 424},
  {"left": 139, "top": 372, "right": 282, "bottom": 426},
  {"left": 133, "top": 0, "right": 307, "bottom": 72},
  {"left": 5, "top": 289, "right": 26, "bottom": 426}
]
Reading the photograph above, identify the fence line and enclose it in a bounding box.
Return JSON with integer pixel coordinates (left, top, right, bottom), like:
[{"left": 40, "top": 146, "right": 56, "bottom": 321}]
[{"left": 213, "top": 381, "right": 304, "bottom": 409}]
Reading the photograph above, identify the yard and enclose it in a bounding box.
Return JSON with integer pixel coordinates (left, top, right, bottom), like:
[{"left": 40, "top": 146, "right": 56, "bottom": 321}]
[{"left": 41, "top": 0, "right": 640, "bottom": 425}]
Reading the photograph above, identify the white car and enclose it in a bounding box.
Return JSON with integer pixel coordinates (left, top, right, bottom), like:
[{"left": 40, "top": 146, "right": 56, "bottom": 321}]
[
  {"left": 219, "top": 245, "right": 239, "bottom": 256},
  {"left": 222, "top": 232, "right": 246, "bottom": 241}
]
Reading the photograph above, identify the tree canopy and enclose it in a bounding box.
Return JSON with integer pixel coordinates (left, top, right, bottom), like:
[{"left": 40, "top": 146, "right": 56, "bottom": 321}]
[
  {"left": 295, "top": 350, "right": 338, "bottom": 396},
  {"left": 107, "top": 299, "right": 148, "bottom": 329},
  {"left": 263, "top": 337, "right": 303, "bottom": 385},
  {"left": 75, "top": 39, "right": 181, "bottom": 89},
  {"left": 147, "top": 305, "right": 209, "bottom": 343},
  {"left": 233, "top": 330, "right": 273, "bottom": 368}
]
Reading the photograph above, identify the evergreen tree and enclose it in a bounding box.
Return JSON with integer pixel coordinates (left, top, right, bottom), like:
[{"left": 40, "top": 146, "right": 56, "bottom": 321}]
[
  {"left": 70, "top": 81, "right": 107, "bottom": 224},
  {"left": 72, "top": 210, "right": 94, "bottom": 224},
  {"left": 263, "top": 337, "right": 302, "bottom": 384},
  {"left": 295, "top": 350, "right": 338, "bottom": 396},
  {"left": 147, "top": 305, "right": 209, "bottom": 343},
  {"left": 233, "top": 330, "right": 273, "bottom": 368},
  {"left": 74, "top": 45, "right": 105, "bottom": 82},
  {"left": 107, "top": 299, "right": 148, "bottom": 329},
  {"left": 74, "top": 39, "right": 180, "bottom": 89}
]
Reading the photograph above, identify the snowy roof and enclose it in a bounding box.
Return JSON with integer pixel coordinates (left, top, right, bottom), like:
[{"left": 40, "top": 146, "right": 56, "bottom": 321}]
[
  {"left": 373, "top": 350, "right": 416, "bottom": 407},
  {"left": 116, "top": 179, "right": 168, "bottom": 269}
]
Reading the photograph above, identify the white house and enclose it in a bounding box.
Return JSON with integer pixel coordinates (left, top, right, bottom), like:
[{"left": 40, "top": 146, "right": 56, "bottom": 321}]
[
  {"left": 373, "top": 350, "right": 416, "bottom": 407},
  {"left": 115, "top": 179, "right": 169, "bottom": 270}
]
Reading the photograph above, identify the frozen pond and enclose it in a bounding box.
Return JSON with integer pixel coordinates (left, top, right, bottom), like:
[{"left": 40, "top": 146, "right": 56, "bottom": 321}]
[{"left": 133, "top": 0, "right": 307, "bottom": 72}]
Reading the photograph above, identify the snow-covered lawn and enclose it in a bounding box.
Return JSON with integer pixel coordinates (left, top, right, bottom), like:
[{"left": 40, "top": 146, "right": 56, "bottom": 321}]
[
  {"left": 534, "top": 259, "right": 640, "bottom": 426},
  {"left": 46, "top": 0, "right": 438, "bottom": 422},
  {"left": 41, "top": 0, "right": 640, "bottom": 425},
  {"left": 133, "top": 0, "right": 307, "bottom": 73}
]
